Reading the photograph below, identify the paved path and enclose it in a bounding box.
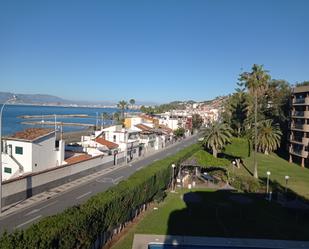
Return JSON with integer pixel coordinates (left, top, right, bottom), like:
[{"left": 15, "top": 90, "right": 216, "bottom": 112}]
[
  {"left": 132, "top": 234, "right": 309, "bottom": 249},
  {"left": 0, "top": 133, "right": 200, "bottom": 234}
]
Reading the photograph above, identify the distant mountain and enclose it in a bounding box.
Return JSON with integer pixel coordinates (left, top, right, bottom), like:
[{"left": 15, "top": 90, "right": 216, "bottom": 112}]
[
  {"left": 0, "top": 92, "right": 158, "bottom": 107},
  {"left": 0, "top": 92, "right": 114, "bottom": 106}
]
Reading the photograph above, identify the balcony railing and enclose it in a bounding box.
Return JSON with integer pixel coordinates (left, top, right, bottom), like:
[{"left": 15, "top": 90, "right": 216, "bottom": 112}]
[
  {"left": 292, "top": 124, "right": 304, "bottom": 130},
  {"left": 292, "top": 111, "right": 305, "bottom": 117},
  {"left": 291, "top": 136, "right": 303, "bottom": 143},
  {"left": 294, "top": 98, "right": 305, "bottom": 104}
]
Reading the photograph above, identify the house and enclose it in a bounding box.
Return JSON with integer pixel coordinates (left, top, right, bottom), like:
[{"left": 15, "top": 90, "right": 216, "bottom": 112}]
[
  {"left": 98, "top": 125, "right": 140, "bottom": 163},
  {"left": 133, "top": 123, "right": 168, "bottom": 152},
  {"left": 1, "top": 128, "right": 65, "bottom": 181},
  {"left": 81, "top": 135, "right": 119, "bottom": 157}
]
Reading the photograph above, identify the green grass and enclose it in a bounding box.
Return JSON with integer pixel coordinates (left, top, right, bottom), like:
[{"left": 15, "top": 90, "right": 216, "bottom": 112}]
[
  {"left": 243, "top": 153, "right": 309, "bottom": 199},
  {"left": 111, "top": 188, "right": 309, "bottom": 249}
]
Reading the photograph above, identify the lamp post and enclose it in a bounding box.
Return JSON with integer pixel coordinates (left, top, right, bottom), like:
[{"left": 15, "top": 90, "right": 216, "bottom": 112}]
[
  {"left": 171, "top": 164, "right": 176, "bottom": 192},
  {"left": 285, "top": 175, "right": 290, "bottom": 193},
  {"left": 0, "top": 96, "right": 16, "bottom": 214},
  {"left": 266, "top": 171, "right": 271, "bottom": 194},
  {"left": 232, "top": 160, "right": 236, "bottom": 174}
]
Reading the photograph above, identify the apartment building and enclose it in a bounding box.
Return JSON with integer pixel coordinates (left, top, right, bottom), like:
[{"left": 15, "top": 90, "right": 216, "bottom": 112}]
[{"left": 289, "top": 85, "right": 309, "bottom": 167}]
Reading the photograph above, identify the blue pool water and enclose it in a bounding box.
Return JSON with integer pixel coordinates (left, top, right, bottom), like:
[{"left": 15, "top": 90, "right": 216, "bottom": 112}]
[{"left": 148, "top": 245, "right": 274, "bottom": 249}]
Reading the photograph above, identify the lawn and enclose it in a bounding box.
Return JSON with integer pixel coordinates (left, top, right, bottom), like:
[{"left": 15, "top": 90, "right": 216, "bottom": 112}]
[
  {"left": 110, "top": 188, "right": 309, "bottom": 249},
  {"left": 243, "top": 153, "right": 309, "bottom": 199}
]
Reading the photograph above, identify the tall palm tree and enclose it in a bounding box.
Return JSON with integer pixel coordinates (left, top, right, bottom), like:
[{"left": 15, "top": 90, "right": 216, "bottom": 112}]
[
  {"left": 117, "top": 100, "right": 128, "bottom": 119},
  {"left": 256, "top": 120, "right": 282, "bottom": 155},
  {"left": 129, "top": 99, "right": 135, "bottom": 109},
  {"left": 240, "top": 64, "right": 270, "bottom": 178},
  {"left": 101, "top": 112, "right": 110, "bottom": 128},
  {"left": 203, "top": 122, "right": 233, "bottom": 158}
]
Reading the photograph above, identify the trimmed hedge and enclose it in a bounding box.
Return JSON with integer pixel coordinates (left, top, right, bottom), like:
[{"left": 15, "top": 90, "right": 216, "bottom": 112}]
[
  {"left": 230, "top": 174, "right": 261, "bottom": 193},
  {"left": 0, "top": 144, "right": 200, "bottom": 249}
]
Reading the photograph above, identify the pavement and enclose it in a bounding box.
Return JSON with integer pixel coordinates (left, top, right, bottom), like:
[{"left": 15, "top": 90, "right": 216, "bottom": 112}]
[
  {"left": 0, "top": 133, "right": 200, "bottom": 234},
  {"left": 132, "top": 234, "right": 309, "bottom": 249}
]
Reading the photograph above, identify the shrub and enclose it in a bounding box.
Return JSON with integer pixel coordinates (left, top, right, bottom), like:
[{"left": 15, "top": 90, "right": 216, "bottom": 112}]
[{"left": 230, "top": 174, "right": 261, "bottom": 193}]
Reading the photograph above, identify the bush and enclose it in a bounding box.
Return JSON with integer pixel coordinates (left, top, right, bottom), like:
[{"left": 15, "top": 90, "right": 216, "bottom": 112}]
[{"left": 230, "top": 174, "right": 261, "bottom": 193}]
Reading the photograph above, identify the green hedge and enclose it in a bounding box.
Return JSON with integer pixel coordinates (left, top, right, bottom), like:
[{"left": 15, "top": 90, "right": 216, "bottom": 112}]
[
  {"left": 0, "top": 144, "right": 200, "bottom": 249},
  {"left": 229, "top": 174, "right": 261, "bottom": 193}
]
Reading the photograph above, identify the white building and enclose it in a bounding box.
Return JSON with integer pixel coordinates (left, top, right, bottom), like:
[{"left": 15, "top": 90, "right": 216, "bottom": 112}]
[
  {"left": 158, "top": 115, "right": 180, "bottom": 130},
  {"left": 81, "top": 135, "right": 119, "bottom": 157},
  {"left": 98, "top": 125, "right": 140, "bottom": 163},
  {"left": 1, "top": 128, "right": 65, "bottom": 181}
]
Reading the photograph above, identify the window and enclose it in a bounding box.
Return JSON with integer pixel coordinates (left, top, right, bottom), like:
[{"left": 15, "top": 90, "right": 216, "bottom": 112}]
[
  {"left": 4, "top": 167, "right": 12, "bottom": 174},
  {"left": 113, "top": 135, "right": 116, "bottom": 142},
  {"left": 15, "top": 146, "right": 23, "bottom": 155}
]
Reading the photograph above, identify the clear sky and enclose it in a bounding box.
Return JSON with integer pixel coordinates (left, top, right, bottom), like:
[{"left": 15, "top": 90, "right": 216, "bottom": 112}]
[{"left": 0, "top": 0, "right": 308, "bottom": 103}]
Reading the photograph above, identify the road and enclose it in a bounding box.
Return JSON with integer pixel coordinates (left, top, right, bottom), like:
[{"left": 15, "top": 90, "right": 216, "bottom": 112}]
[{"left": 0, "top": 134, "right": 200, "bottom": 233}]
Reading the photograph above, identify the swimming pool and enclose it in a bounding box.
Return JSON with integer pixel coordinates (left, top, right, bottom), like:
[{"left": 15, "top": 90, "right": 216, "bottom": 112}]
[{"left": 148, "top": 244, "right": 276, "bottom": 249}]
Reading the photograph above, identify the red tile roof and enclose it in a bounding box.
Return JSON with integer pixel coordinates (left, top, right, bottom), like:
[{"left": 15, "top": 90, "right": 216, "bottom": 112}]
[
  {"left": 157, "top": 125, "right": 173, "bottom": 134},
  {"left": 95, "top": 138, "right": 119, "bottom": 149},
  {"left": 65, "top": 154, "right": 92, "bottom": 164},
  {"left": 135, "top": 123, "right": 153, "bottom": 132},
  {"left": 9, "top": 128, "right": 54, "bottom": 141}
]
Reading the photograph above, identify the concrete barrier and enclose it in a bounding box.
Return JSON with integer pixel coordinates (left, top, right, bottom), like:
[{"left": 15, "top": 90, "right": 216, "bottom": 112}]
[{"left": 2, "top": 152, "right": 125, "bottom": 206}]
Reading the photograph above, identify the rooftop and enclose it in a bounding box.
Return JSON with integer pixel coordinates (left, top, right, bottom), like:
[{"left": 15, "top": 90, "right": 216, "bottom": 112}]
[
  {"left": 65, "top": 154, "right": 92, "bottom": 164},
  {"left": 95, "top": 138, "right": 119, "bottom": 149},
  {"left": 7, "top": 128, "right": 55, "bottom": 142}
]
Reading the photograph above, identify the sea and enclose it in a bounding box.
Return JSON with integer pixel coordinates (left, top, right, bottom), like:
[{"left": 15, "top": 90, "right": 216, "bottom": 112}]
[{"left": 0, "top": 104, "right": 127, "bottom": 136}]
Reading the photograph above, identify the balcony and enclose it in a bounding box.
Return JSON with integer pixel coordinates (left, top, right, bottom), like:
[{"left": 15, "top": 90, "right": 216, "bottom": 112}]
[
  {"left": 291, "top": 110, "right": 309, "bottom": 118},
  {"left": 290, "top": 124, "right": 309, "bottom": 132},
  {"left": 293, "top": 97, "right": 309, "bottom": 105},
  {"left": 290, "top": 148, "right": 309, "bottom": 158},
  {"left": 289, "top": 136, "right": 309, "bottom": 145}
]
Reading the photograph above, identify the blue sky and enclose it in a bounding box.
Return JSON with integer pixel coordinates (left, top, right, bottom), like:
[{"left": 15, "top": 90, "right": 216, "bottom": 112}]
[{"left": 0, "top": 0, "right": 308, "bottom": 103}]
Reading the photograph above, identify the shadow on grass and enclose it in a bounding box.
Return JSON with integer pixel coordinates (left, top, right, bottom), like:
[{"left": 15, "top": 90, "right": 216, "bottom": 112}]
[{"left": 165, "top": 190, "right": 309, "bottom": 242}]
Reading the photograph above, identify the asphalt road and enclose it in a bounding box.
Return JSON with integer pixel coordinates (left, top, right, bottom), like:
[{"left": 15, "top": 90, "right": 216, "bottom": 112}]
[{"left": 0, "top": 134, "right": 200, "bottom": 234}]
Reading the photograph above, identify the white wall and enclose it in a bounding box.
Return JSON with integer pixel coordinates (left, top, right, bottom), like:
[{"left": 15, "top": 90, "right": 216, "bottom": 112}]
[{"left": 2, "top": 140, "right": 33, "bottom": 175}]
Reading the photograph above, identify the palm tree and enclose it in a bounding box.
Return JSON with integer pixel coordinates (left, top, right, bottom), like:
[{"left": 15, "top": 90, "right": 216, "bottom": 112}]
[
  {"left": 256, "top": 120, "right": 282, "bottom": 155},
  {"left": 203, "top": 122, "right": 233, "bottom": 158},
  {"left": 117, "top": 100, "right": 128, "bottom": 119},
  {"left": 129, "top": 99, "right": 135, "bottom": 109},
  {"left": 240, "top": 64, "right": 270, "bottom": 178},
  {"left": 101, "top": 112, "right": 110, "bottom": 128}
]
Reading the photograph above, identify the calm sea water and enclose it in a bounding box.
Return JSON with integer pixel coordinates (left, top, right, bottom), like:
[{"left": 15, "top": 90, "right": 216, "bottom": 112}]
[{"left": 0, "top": 104, "right": 122, "bottom": 136}]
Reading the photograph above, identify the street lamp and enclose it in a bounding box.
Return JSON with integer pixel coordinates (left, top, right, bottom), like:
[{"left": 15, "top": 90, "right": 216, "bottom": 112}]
[
  {"left": 171, "top": 164, "right": 176, "bottom": 192},
  {"left": 285, "top": 175, "right": 290, "bottom": 193},
  {"left": 0, "top": 96, "right": 17, "bottom": 213},
  {"left": 266, "top": 171, "right": 271, "bottom": 194}
]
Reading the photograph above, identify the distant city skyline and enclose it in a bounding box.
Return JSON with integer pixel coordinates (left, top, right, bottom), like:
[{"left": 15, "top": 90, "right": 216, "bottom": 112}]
[{"left": 0, "top": 0, "right": 308, "bottom": 102}]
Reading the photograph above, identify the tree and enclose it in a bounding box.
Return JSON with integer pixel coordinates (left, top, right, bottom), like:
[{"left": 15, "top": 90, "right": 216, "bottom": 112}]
[
  {"left": 222, "top": 83, "right": 248, "bottom": 137},
  {"left": 112, "top": 112, "right": 121, "bottom": 125},
  {"left": 203, "top": 122, "right": 233, "bottom": 158},
  {"left": 101, "top": 112, "right": 110, "bottom": 128},
  {"left": 117, "top": 100, "right": 128, "bottom": 119},
  {"left": 256, "top": 120, "right": 282, "bottom": 155},
  {"left": 192, "top": 114, "right": 203, "bottom": 130},
  {"left": 173, "top": 127, "right": 185, "bottom": 138},
  {"left": 239, "top": 64, "right": 271, "bottom": 178},
  {"left": 129, "top": 99, "right": 135, "bottom": 109}
]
